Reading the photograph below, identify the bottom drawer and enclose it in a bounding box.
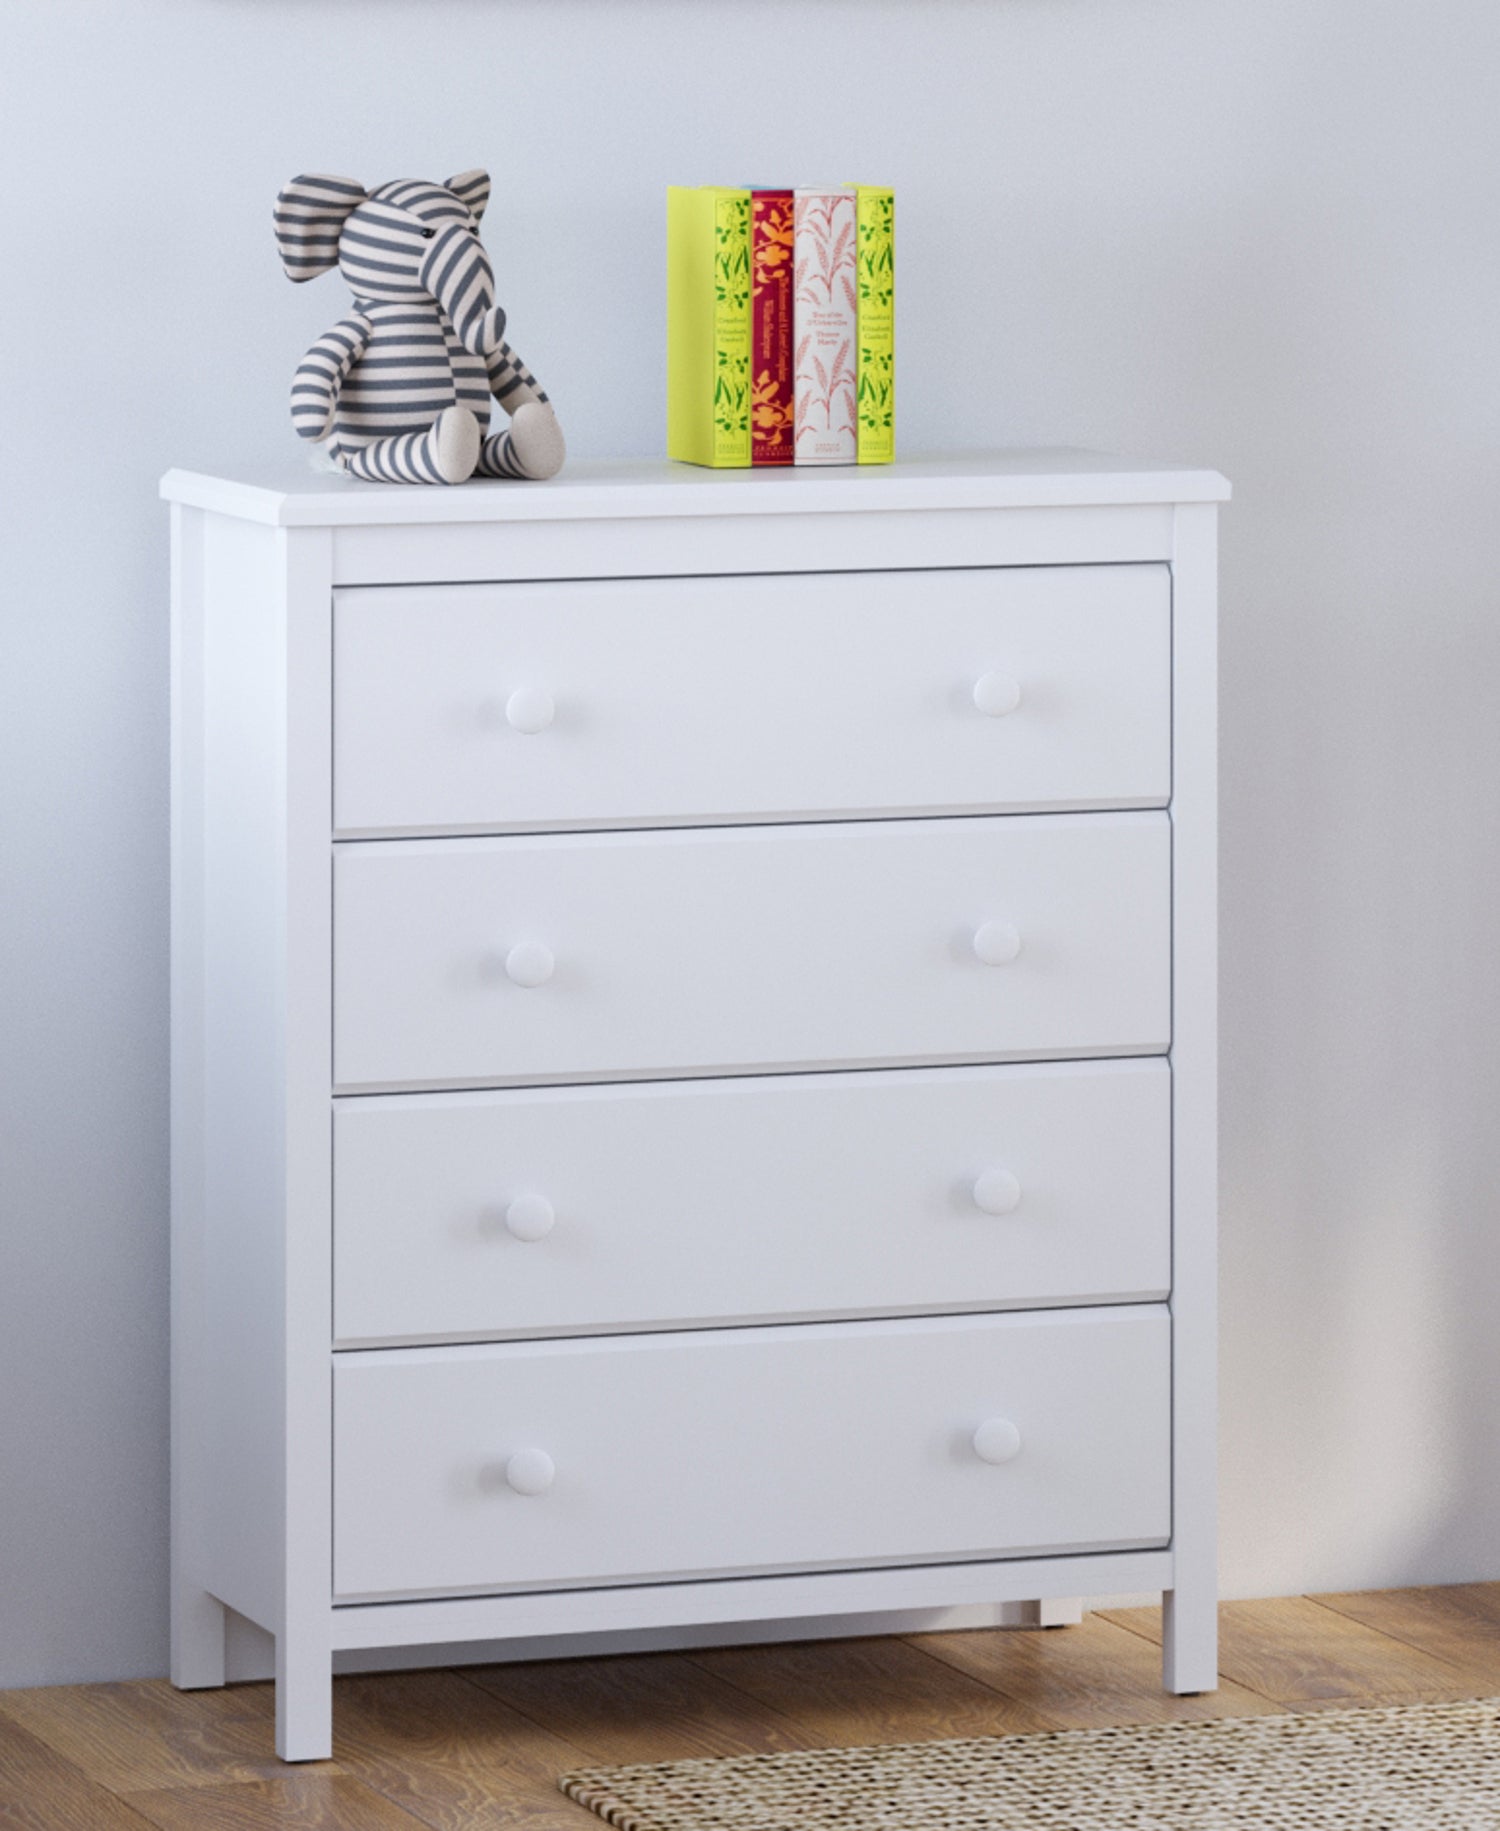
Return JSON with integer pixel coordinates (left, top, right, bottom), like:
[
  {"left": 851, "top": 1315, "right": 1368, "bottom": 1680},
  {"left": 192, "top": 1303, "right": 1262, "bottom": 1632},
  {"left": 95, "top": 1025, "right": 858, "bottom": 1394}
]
[{"left": 333, "top": 1308, "right": 1170, "bottom": 1601}]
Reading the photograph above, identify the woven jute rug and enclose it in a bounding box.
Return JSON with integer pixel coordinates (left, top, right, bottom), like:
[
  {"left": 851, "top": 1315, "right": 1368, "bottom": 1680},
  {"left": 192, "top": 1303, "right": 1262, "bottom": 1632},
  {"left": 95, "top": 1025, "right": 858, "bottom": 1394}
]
[{"left": 558, "top": 1696, "right": 1500, "bottom": 1830}]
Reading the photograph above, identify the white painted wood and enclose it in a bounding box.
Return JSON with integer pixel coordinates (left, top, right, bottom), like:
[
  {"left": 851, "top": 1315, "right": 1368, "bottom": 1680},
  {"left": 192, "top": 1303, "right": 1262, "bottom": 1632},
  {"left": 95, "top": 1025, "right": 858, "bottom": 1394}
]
[
  {"left": 274, "top": 526, "right": 337, "bottom": 1761},
  {"left": 1163, "top": 501, "right": 1221, "bottom": 1696},
  {"left": 328, "top": 1550, "right": 1176, "bottom": 1654},
  {"left": 333, "top": 812, "right": 1170, "bottom": 1091},
  {"left": 1004, "top": 1599, "right": 1086, "bottom": 1628},
  {"left": 225, "top": 1586, "right": 1148, "bottom": 1680},
  {"left": 169, "top": 501, "right": 226, "bottom": 1691},
  {"left": 333, "top": 566, "right": 1170, "bottom": 835},
  {"left": 161, "top": 450, "right": 1232, "bottom": 528},
  {"left": 330, "top": 504, "right": 1178, "bottom": 590},
  {"left": 169, "top": 512, "right": 336, "bottom": 1757},
  {"left": 333, "top": 1308, "right": 1170, "bottom": 1601},
  {"left": 194, "top": 514, "right": 290, "bottom": 1637},
  {"left": 333, "top": 1060, "right": 1170, "bottom": 1346},
  {"left": 168, "top": 451, "right": 1222, "bottom": 1756},
  {"left": 973, "top": 1418, "right": 1025, "bottom": 1464},
  {"left": 328, "top": 1551, "right": 1173, "bottom": 1655}
]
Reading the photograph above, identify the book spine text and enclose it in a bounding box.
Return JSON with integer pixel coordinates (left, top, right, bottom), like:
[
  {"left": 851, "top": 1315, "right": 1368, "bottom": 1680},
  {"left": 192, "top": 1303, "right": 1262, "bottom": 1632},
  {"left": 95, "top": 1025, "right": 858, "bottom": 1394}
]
[
  {"left": 793, "top": 188, "right": 858, "bottom": 465},
  {"left": 751, "top": 190, "right": 795, "bottom": 465}
]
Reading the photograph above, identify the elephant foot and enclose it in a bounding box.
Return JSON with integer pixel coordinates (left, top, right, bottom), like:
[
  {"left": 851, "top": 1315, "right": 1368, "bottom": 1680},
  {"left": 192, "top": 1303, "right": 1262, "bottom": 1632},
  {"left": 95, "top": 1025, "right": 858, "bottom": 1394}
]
[
  {"left": 343, "top": 407, "right": 480, "bottom": 485},
  {"left": 476, "top": 401, "right": 566, "bottom": 481},
  {"left": 432, "top": 406, "right": 482, "bottom": 483}
]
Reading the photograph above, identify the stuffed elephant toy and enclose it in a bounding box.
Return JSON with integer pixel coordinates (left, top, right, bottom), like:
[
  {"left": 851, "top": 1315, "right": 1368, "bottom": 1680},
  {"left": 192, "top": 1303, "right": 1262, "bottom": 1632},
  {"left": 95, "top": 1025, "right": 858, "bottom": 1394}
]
[{"left": 273, "top": 169, "right": 564, "bottom": 484}]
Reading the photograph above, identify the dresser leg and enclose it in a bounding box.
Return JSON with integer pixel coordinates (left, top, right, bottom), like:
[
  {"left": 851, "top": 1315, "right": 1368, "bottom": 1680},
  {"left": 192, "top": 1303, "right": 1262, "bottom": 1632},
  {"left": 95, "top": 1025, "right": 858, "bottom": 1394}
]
[
  {"left": 1162, "top": 1583, "right": 1219, "bottom": 1695},
  {"left": 1001, "top": 1598, "right": 1085, "bottom": 1628},
  {"left": 169, "top": 1580, "right": 226, "bottom": 1691},
  {"left": 275, "top": 1632, "right": 333, "bottom": 1762}
]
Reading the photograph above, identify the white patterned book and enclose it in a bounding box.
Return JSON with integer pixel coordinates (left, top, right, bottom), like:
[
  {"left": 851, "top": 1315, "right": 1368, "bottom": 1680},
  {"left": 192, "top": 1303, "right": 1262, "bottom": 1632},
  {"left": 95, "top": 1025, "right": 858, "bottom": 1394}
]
[{"left": 793, "top": 188, "right": 858, "bottom": 465}]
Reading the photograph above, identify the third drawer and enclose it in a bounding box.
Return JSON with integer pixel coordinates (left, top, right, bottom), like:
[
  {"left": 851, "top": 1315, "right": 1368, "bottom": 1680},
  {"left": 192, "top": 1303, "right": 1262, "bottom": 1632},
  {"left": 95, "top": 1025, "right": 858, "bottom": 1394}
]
[{"left": 332, "top": 1059, "right": 1170, "bottom": 1346}]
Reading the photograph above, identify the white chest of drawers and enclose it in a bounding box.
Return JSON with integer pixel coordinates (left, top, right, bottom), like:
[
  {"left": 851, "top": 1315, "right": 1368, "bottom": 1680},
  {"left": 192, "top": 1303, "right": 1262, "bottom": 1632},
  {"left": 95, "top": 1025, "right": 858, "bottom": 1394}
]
[{"left": 164, "top": 452, "right": 1226, "bottom": 1761}]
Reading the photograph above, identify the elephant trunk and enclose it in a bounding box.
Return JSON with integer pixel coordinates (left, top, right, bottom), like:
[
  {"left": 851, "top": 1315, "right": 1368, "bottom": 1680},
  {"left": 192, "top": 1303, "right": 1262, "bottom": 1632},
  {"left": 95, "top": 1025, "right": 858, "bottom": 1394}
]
[{"left": 420, "top": 223, "right": 507, "bottom": 357}]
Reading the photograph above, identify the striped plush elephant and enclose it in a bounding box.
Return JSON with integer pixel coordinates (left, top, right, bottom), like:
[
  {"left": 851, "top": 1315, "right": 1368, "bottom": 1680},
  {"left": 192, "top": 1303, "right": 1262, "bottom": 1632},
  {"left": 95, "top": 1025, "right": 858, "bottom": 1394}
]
[{"left": 274, "top": 169, "right": 565, "bottom": 484}]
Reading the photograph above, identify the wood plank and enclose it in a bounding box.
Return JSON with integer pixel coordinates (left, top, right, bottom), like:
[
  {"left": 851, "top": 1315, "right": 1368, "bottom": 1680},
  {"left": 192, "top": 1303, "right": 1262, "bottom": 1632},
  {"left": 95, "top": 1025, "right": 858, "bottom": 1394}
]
[
  {"left": 330, "top": 1669, "right": 597, "bottom": 1831},
  {"left": 1306, "top": 1584, "right": 1500, "bottom": 1694},
  {"left": 122, "top": 1775, "right": 425, "bottom": 1831},
  {"left": 910, "top": 1614, "right": 1281, "bottom": 1727},
  {"left": 0, "top": 1711, "right": 158, "bottom": 1831},
  {"left": 688, "top": 1634, "right": 1058, "bottom": 1743},
  {"left": 1098, "top": 1597, "right": 1479, "bottom": 1703},
  {"left": 6, "top": 1581, "right": 1498, "bottom": 1824},
  {"left": 0, "top": 1679, "right": 306, "bottom": 1793},
  {"left": 465, "top": 1649, "right": 822, "bottom": 1765}
]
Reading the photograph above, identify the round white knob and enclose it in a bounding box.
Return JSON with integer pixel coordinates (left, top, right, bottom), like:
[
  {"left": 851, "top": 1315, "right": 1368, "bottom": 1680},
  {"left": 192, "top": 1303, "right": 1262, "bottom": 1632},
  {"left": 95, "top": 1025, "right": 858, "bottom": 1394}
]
[
  {"left": 504, "top": 1448, "right": 555, "bottom": 1496},
  {"left": 972, "top": 921, "right": 1022, "bottom": 965},
  {"left": 972, "top": 1419, "right": 1023, "bottom": 1465},
  {"left": 504, "top": 1192, "right": 556, "bottom": 1242},
  {"left": 973, "top": 672, "right": 1022, "bottom": 717},
  {"left": 505, "top": 941, "right": 554, "bottom": 988},
  {"left": 972, "top": 1168, "right": 1022, "bottom": 1215},
  {"left": 506, "top": 687, "right": 555, "bottom": 735}
]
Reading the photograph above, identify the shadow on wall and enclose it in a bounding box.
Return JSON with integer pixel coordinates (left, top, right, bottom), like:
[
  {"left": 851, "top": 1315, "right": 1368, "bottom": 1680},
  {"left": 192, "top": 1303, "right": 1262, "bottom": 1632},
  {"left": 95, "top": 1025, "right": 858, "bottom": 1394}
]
[{"left": 1217, "top": 489, "right": 1500, "bottom": 1597}]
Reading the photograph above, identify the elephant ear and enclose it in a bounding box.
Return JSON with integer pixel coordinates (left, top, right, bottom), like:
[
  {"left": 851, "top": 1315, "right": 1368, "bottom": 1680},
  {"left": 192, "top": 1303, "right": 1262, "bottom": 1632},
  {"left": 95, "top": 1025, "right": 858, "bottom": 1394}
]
[
  {"left": 445, "top": 168, "right": 491, "bottom": 222},
  {"left": 274, "top": 174, "right": 366, "bottom": 281}
]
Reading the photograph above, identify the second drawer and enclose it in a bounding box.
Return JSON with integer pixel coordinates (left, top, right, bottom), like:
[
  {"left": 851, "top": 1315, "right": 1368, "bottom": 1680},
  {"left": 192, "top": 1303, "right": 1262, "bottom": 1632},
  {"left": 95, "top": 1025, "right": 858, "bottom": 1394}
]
[
  {"left": 333, "top": 812, "right": 1170, "bottom": 1090},
  {"left": 333, "top": 1060, "right": 1170, "bottom": 1346}
]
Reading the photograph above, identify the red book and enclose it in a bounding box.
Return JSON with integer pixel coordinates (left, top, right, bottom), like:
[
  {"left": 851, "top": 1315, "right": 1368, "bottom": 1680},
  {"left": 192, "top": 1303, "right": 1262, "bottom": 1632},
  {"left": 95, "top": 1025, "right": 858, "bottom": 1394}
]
[{"left": 750, "top": 190, "right": 795, "bottom": 464}]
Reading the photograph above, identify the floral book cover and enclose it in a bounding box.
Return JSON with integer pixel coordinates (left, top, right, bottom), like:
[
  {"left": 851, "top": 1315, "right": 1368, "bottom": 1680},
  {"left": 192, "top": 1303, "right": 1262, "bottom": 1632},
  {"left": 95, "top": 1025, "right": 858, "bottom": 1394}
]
[
  {"left": 710, "top": 190, "right": 753, "bottom": 465},
  {"left": 854, "top": 186, "right": 895, "bottom": 463},
  {"left": 750, "top": 190, "right": 795, "bottom": 465},
  {"left": 793, "top": 188, "right": 858, "bottom": 465},
  {"left": 666, "top": 186, "right": 751, "bottom": 467}
]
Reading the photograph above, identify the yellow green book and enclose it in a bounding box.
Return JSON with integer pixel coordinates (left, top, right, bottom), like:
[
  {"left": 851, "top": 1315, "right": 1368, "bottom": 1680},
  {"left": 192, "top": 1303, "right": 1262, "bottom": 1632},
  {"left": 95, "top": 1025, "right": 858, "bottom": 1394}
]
[
  {"left": 667, "top": 187, "right": 752, "bottom": 467},
  {"left": 852, "top": 185, "right": 895, "bottom": 464}
]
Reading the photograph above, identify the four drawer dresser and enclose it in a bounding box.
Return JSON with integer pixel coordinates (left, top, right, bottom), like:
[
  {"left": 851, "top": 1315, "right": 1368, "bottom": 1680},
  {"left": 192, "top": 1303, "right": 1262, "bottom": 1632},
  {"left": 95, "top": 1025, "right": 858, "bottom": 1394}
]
[{"left": 164, "top": 452, "right": 1228, "bottom": 1760}]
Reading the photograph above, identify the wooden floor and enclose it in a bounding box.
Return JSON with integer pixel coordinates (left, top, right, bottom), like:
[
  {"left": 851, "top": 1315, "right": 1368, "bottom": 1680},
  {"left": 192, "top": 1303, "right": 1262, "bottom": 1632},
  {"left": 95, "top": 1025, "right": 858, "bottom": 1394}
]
[{"left": 4, "top": 1586, "right": 1500, "bottom": 1828}]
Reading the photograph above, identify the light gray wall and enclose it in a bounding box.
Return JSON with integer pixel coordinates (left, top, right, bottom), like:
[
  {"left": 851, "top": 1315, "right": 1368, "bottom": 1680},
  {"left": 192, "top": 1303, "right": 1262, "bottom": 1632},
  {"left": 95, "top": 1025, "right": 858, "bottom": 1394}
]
[{"left": 4, "top": 0, "right": 1498, "bottom": 1686}]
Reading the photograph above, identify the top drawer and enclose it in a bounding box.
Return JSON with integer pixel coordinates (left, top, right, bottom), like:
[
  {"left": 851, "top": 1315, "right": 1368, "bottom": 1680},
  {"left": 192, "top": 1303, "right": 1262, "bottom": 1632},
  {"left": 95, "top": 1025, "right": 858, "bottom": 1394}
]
[{"left": 333, "top": 565, "right": 1170, "bottom": 835}]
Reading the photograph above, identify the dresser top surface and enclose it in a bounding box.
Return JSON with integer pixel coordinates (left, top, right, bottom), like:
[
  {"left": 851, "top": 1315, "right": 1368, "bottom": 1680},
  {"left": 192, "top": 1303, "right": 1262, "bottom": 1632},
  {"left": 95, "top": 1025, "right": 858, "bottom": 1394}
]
[{"left": 160, "top": 450, "right": 1231, "bottom": 528}]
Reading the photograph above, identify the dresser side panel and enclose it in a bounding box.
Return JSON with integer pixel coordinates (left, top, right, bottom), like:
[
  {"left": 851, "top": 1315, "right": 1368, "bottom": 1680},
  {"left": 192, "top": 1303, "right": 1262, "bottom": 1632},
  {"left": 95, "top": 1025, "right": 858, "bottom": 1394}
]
[
  {"left": 191, "top": 512, "right": 288, "bottom": 1629},
  {"left": 170, "top": 502, "right": 224, "bottom": 1684},
  {"left": 189, "top": 517, "right": 334, "bottom": 1654},
  {"left": 275, "top": 525, "right": 337, "bottom": 1759},
  {"left": 1165, "top": 501, "right": 1220, "bottom": 1689}
]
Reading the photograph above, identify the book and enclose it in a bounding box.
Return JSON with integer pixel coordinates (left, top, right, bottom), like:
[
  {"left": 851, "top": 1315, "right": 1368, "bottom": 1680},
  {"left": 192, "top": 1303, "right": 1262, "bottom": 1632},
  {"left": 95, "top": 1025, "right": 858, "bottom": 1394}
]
[
  {"left": 793, "top": 187, "right": 858, "bottom": 465},
  {"left": 667, "top": 187, "right": 752, "bottom": 467},
  {"left": 852, "top": 185, "right": 895, "bottom": 463},
  {"left": 750, "top": 189, "right": 795, "bottom": 465}
]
